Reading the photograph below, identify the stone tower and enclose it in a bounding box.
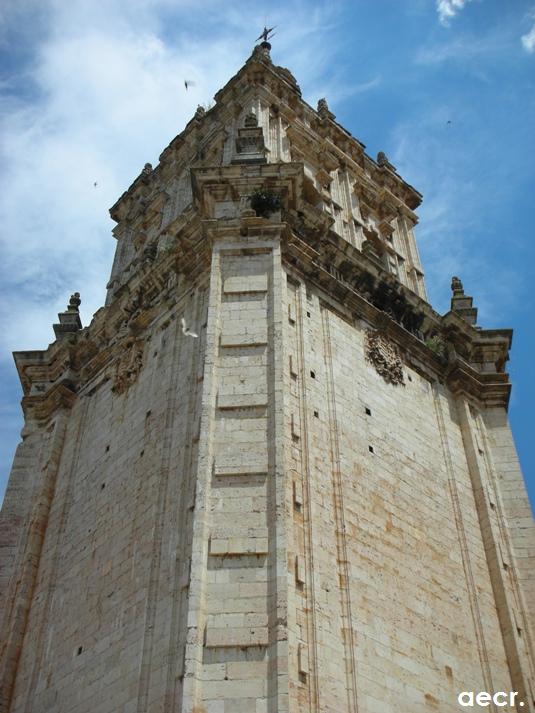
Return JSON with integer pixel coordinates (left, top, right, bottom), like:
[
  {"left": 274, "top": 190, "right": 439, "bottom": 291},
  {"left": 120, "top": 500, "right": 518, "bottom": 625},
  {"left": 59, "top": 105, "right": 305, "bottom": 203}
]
[{"left": 1, "top": 40, "right": 534, "bottom": 713}]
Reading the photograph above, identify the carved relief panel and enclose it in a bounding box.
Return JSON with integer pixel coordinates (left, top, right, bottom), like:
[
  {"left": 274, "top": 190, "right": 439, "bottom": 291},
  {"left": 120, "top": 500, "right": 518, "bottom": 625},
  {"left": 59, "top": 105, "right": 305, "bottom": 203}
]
[{"left": 364, "top": 330, "right": 404, "bottom": 386}]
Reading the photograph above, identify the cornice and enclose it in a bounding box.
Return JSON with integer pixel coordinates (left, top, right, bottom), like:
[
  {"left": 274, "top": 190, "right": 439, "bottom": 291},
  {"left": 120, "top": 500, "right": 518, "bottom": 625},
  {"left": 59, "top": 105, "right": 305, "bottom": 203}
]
[
  {"left": 13, "top": 215, "right": 213, "bottom": 420},
  {"left": 281, "top": 202, "right": 512, "bottom": 409},
  {"left": 188, "top": 159, "right": 512, "bottom": 409},
  {"left": 19, "top": 381, "right": 77, "bottom": 424},
  {"left": 17, "top": 153, "right": 513, "bottom": 420}
]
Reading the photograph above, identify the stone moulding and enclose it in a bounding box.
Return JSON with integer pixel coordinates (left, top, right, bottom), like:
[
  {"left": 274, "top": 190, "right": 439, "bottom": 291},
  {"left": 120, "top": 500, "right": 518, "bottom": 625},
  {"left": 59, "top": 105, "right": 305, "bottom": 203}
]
[{"left": 364, "top": 329, "right": 405, "bottom": 386}]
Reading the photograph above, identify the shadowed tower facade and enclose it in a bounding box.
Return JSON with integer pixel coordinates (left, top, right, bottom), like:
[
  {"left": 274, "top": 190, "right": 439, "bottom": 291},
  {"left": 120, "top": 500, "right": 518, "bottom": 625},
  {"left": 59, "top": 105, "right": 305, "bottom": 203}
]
[{"left": 1, "top": 41, "right": 535, "bottom": 713}]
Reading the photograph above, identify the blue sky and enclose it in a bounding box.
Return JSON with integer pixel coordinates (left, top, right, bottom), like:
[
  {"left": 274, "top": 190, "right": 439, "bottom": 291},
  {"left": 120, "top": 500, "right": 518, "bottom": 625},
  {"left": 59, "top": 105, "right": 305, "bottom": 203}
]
[{"left": 1, "top": 0, "right": 534, "bottom": 511}]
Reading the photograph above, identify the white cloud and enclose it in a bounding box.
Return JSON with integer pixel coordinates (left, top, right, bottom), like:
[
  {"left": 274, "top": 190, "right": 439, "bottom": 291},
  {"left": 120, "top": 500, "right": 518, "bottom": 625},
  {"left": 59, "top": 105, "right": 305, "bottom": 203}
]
[
  {"left": 0, "top": 0, "right": 344, "bottom": 503},
  {"left": 521, "top": 23, "right": 535, "bottom": 53},
  {"left": 415, "top": 29, "right": 509, "bottom": 69},
  {"left": 436, "top": 0, "right": 474, "bottom": 26},
  {"left": 310, "top": 75, "right": 381, "bottom": 108},
  {"left": 0, "top": 0, "right": 338, "bottom": 359}
]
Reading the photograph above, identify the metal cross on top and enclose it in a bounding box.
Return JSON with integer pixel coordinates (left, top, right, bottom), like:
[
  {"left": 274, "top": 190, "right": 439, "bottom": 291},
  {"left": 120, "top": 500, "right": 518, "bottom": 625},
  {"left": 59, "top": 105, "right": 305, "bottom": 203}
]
[{"left": 256, "top": 26, "right": 276, "bottom": 43}]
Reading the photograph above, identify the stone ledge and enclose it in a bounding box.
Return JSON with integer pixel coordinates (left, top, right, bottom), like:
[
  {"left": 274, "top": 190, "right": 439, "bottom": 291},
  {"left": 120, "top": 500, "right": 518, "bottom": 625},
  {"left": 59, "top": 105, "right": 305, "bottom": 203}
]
[
  {"left": 223, "top": 274, "right": 268, "bottom": 294},
  {"left": 217, "top": 393, "right": 268, "bottom": 410},
  {"left": 205, "top": 627, "right": 269, "bottom": 648},
  {"left": 220, "top": 333, "right": 268, "bottom": 348},
  {"left": 213, "top": 463, "right": 268, "bottom": 477},
  {"left": 210, "top": 536, "right": 268, "bottom": 556}
]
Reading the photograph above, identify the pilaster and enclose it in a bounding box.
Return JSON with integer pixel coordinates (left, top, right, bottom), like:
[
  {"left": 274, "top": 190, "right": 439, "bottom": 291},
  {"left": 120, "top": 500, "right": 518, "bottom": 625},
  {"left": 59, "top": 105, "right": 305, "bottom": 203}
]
[
  {"left": 181, "top": 218, "right": 288, "bottom": 713},
  {"left": 457, "top": 397, "right": 535, "bottom": 710}
]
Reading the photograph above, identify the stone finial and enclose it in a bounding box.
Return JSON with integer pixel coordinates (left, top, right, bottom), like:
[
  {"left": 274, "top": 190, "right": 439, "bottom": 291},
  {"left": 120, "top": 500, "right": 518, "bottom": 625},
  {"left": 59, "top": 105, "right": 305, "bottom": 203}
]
[
  {"left": 68, "top": 292, "right": 81, "bottom": 311},
  {"left": 377, "top": 151, "right": 388, "bottom": 167},
  {"left": 451, "top": 276, "right": 464, "bottom": 295},
  {"left": 317, "top": 97, "right": 335, "bottom": 122},
  {"left": 376, "top": 151, "right": 397, "bottom": 172},
  {"left": 244, "top": 111, "right": 258, "bottom": 128},
  {"left": 317, "top": 97, "right": 329, "bottom": 117},
  {"left": 194, "top": 105, "right": 206, "bottom": 120},
  {"left": 450, "top": 276, "right": 477, "bottom": 326},
  {"left": 53, "top": 292, "right": 82, "bottom": 338},
  {"left": 142, "top": 163, "right": 152, "bottom": 175},
  {"left": 253, "top": 26, "right": 274, "bottom": 59}
]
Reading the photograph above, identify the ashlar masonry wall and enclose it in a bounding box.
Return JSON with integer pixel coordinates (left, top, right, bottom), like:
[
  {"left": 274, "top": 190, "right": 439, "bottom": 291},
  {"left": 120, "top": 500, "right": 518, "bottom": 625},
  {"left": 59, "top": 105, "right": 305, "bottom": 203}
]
[
  {"left": 1, "top": 242, "right": 534, "bottom": 713},
  {"left": 1, "top": 282, "right": 208, "bottom": 713},
  {"left": 283, "top": 275, "right": 535, "bottom": 713}
]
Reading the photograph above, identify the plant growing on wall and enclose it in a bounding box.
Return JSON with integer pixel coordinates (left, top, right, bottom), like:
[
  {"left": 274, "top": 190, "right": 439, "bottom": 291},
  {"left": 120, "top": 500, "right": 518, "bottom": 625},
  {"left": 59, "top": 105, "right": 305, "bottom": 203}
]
[
  {"left": 249, "top": 188, "right": 282, "bottom": 218},
  {"left": 425, "top": 334, "right": 446, "bottom": 358}
]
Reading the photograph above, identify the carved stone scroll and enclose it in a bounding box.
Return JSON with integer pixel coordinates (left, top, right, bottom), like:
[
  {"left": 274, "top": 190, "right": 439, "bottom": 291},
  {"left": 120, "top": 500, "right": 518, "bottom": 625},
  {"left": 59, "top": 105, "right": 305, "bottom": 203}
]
[
  {"left": 364, "top": 330, "right": 404, "bottom": 386},
  {"left": 113, "top": 339, "right": 145, "bottom": 394}
]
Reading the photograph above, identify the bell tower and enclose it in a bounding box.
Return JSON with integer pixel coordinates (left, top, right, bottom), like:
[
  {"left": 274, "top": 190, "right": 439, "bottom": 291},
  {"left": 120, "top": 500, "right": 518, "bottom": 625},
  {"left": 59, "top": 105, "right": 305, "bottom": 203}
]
[{"left": 1, "top": 38, "right": 534, "bottom": 713}]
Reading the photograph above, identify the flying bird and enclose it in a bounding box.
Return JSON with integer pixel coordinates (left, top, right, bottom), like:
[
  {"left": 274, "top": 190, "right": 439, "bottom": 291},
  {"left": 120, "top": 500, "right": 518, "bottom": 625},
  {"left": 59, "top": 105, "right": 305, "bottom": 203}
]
[
  {"left": 93, "top": 182, "right": 98, "bottom": 187},
  {"left": 181, "top": 317, "right": 198, "bottom": 338},
  {"left": 184, "top": 79, "right": 196, "bottom": 91}
]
